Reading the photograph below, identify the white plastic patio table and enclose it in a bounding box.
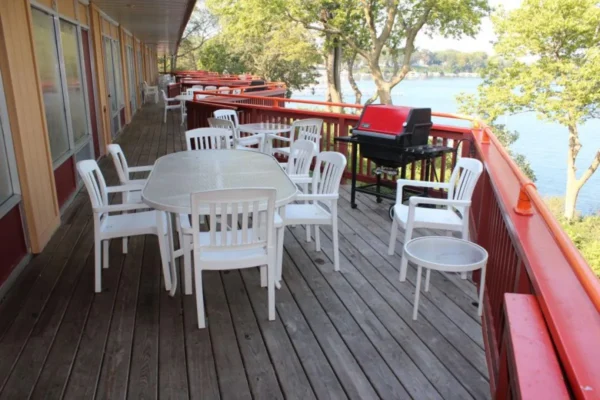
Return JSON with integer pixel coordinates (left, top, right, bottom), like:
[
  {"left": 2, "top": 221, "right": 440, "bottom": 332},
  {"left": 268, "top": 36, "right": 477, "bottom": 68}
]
[
  {"left": 403, "top": 236, "right": 488, "bottom": 320},
  {"left": 142, "top": 150, "right": 298, "bottom": 295},
  {"left": 238, "top": 122, "right": 292, "bottom": 153}
]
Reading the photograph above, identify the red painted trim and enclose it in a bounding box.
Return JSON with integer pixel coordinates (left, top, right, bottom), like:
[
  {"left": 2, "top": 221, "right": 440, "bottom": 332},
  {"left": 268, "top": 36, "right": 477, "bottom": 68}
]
[
  {"left": 54, "top": 157, "right": 76, "bottom": 208},
  {"left": 0, "top": 205, "right": 27, "bottom": 286},
  {"left": 503, "top": 294, "right": 570, "bottom": 400}
]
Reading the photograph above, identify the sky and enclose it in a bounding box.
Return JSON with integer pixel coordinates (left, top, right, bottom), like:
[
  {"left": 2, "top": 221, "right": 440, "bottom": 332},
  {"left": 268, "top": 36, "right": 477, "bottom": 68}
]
[{"left": 415, "top": 0, "right": 521, "bottom": 54}]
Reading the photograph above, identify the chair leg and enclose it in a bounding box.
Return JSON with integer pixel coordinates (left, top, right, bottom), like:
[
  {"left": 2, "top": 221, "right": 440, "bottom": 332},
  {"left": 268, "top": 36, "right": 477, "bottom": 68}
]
[
  {"left": 195, "top": 269, "right": 206, "bottom": 328},
  {"left": 314, "top": 226, "right": 321, "bottom": 251},
  {"left": 399, "top": 223, "right": 414, "bottom": 282},
  {"left": 268, "top": 258, "right": 275, "bottom": 321},
  {"left": 388, "top": 217, "right": 399, "bottom": 255},
  {"left": 306, "top": 225, "right": 311, "bottom": 242},
  {"left": 103, "top": 240, "right": 109, "bottom": 269},
  {"left": 122, "top": 237, "right": 128, "bottom": 254},
  {"left": 95, "top": 238, "right": 102, "bottom": 293},
  {"left": 157, "top": 233, "right": 172, "bottom": 292},
  {"left": 413, "top": 265, "right": 423, "bottom": 320},
  {"left": 260, "top": 266, "right": 267, "bottom": 288},
  {"left": 277, "top": 226, "right": 284, "bottom": 283},
  {"left": 163, "top": 107, "right": 167, "bottom": 123},
  {"left": 425, "top": 268, "right": 431, "bottom": 292},
  {"left": 332, "top": 218, "right": 340, "bottom": 272},
  {"left": 183, "top": 236, "right": 192, "bottom": 295}
]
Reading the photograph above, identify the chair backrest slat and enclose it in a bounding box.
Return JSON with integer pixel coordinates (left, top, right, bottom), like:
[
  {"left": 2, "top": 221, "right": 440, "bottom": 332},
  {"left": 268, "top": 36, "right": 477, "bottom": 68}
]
[
  {"left": 312, "top": 152, "right": 347, "bottom": 196},
  {"left": 208, "top": 117, "right": 237, "bottom": 142},
  {"left": 214, "top": 109, "right": 240, "bottom": 130},
  {"left": 293, "top": 118, "right": 323, "bottom": 152},
  {"left": 76, "top": 160, "right": 108, "bottom": 215},
  {"left": 286, "top": 139, "right": 316, "bottom": 176},
  {"left": 107, "top": 144, "right": 129, "bottom": 184},
  {"left": 185, "top": 128, "right": 231, "bottom": 151},
  {"left": 190, "top": 188, "right": 276, "bottom": 252},
  {"left": 447, "top": 157, "right": 484, "bottom": 216}
]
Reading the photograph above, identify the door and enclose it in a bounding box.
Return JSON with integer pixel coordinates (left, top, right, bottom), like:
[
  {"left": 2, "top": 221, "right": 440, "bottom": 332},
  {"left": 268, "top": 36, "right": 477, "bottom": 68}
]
[
  {"left": 103, "top": 36, "right": 119, "bottom": 138},
  {"left": 81, "top": 29, "right": 100, "bottom": 159}
]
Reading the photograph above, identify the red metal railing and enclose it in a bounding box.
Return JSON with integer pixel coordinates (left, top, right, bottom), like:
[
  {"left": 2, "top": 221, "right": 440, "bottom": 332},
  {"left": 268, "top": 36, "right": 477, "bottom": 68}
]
[{"left": 186, "top": 93, "right": 600, "bottom": 399}]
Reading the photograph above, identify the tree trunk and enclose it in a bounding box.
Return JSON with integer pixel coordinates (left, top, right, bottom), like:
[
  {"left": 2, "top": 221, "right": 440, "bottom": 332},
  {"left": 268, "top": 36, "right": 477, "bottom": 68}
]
[
  {"left": 325, "top": 35, "right": 343, "bottom": 113},
  {"left": 346, "top": 53, "right": 362, "bottom": 105}
]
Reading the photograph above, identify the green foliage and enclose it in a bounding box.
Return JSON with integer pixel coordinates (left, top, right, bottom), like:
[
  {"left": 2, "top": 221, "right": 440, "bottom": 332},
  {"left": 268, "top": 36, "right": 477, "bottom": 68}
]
[
  {"left": 287, "top": 0, "right": 490, "bottom": 103},
  {"left": 197, "top": 38, "right": 247, "bottom": 74},
  {"left": 481, "top": 0, "right": 600, "bottom": 126},
  {"left": 410, "top": 50, "right": 488, "bottom": 74},
  {"left": 205, "top": 0, "right": 321, "bottom": 92},
  {"left": 456, "top": 92, "right": 536, "bottom": 181},
  {"left": 546, "top": 197, "right": 600, "bottom": 276},
  {"left": 458, "top": 0, "right": 600, "bottom": 219}
]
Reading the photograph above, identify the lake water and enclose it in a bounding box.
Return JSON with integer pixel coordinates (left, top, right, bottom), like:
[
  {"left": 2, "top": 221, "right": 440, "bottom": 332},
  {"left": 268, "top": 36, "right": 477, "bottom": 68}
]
[{"left": 293, "top": 78, "right": 600, "bottom": 215}]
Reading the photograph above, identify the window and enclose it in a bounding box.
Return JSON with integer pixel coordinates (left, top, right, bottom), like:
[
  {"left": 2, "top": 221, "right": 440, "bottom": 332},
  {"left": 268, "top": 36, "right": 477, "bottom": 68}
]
[
  {"left": 126, "top": 45, "right": 136, "bottom": 112},
  {"left": 0, "top": 68, "right": 20, "bottom": 210},
  {"left": 60, "top": 20, "right": 89, "bottom": 145},
  {"left": 31, "top": 7, "right": 92, "bottom": 165},
  {"left": 31, "top": 8, "right": 70, "bottom": 162}
]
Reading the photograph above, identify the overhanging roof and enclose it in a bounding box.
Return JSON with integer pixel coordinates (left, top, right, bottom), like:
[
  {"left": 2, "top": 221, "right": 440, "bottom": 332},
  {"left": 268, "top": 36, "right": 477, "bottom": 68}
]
[{"left": 93, "top": 0, "right": 196, "bottom": 55}]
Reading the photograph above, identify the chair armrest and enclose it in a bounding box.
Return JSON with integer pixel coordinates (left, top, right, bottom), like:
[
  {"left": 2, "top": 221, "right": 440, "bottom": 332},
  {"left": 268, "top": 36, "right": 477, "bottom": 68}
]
[
  {"left": 290, "top": 175, "right": 312, "bottom": 184},
  {"left": 128, "top": 165, "right": 153, "bottom": 173},
  {"left": 106, "top": 183, "right": 145, "bottom": 193},
  {"left": 270, "top": 135, "right": 292, "bottom": 143},
  {"left": 396, "top": 180, "right": 450, "bottom": 203},
  {"left": 296, "top": 193, "right": 339, "bottom": 201},
  {"left": 408, "top": 197, "right": 471, "bottom": 208},
  {"left": 94, "top": 203, "right": 150, "bottom": 213}
]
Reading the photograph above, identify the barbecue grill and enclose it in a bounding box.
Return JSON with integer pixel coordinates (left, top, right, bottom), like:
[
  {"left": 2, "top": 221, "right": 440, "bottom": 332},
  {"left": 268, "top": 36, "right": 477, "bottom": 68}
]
[{"left": 335, "top": 104, "right": 456, "bottom": 218}]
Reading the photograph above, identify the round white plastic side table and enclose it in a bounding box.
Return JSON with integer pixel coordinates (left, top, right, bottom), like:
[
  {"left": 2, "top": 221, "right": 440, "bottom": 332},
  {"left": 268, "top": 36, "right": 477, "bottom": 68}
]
[{"left": 403, "top": 236, "right": 488, "bottom": 320}]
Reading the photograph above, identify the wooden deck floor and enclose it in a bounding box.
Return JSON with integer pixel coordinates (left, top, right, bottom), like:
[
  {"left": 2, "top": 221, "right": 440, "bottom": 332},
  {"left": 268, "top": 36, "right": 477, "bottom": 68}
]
[{"left": 0, "top": 103, "right": 489, "bottom": 399}]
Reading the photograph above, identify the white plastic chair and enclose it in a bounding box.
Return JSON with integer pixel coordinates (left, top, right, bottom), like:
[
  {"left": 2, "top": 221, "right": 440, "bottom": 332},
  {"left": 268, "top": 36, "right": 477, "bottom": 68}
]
[
  {"left": 387, "top": 157, "right": 484, "bottom": 281},
  {"left": 143, "top": 81, "right": 159, "bottom": 104},
  {"left": 192, "top": 85, "right": 204, "bottom": 90},
  {"left": 214, "top": 109, "right": 240, "bottom": 128},
  {"left": 218, "top": 86, "right": 230, "bottom": 94},
  {"left": 208, "top": 116, "right": 263, "bottom": 151},
  {"left": 190, "top": 188, "right": 277, "bottom": 328},
  {"left": 272, "top": 118, "right": 323, "bottom": 157},
  {"left": 161, "top": 90, "right": 181, "bottom": 123},
  {"left": 232, "top": 88, "right": 242, "bottom": 95},
  {"left": 279, "top": 152, "right": 347, "bottom": 278},
  {"left": 204, "top": 85, "right": 217, "bottom": 91},
  {"left": 76, "top": 160, "right": 172, "bottom": 293},
  {"left": 185, "top": 128, "right": 231, "bottom": 151}
]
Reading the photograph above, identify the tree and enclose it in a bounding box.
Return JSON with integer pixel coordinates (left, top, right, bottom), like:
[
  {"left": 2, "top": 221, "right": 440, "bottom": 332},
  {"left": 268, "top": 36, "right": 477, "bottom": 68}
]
[
  {"left": 206, "top": 0, "right": 320, "bottom": 93},
  {"left": 197, "top": 38, "right": 247, "bottom": 74},
  {"left": 288, "top": 0, "right": 489, "bottom": 104},
  {"left": 467, "top": 0, "right": 600, "bottom": 220},
  {"left": 171, "top": 7, "right": 217, "bottom": 71},
  {"left": 457, "top": 93, "right": 536, "bottom": 181}
]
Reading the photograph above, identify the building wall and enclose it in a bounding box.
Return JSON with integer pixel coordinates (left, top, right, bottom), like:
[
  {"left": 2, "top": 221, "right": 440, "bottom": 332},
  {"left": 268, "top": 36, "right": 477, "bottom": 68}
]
[
  {"left": 0, "top": 0, "right": 61, "bottom": 253},
  {"left": 0, "top": 0, "right": 160, "bottom": 291}
]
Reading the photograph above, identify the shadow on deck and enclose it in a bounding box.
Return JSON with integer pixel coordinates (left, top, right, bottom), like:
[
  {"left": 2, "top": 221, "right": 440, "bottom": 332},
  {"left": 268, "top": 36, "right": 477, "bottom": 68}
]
[{"left": 0, "top": 103, "right": 489, "bottom": 399}]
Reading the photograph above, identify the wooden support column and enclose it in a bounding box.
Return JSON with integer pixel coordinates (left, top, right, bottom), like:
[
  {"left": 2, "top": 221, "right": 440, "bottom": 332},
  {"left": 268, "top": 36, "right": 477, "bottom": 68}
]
[{"left": 89, "top": 4, "right": 110, "bottom": 152}]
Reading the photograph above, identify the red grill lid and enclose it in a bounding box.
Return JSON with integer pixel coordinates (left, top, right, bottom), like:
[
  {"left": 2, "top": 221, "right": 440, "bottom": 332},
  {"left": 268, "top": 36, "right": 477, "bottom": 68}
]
[{"left": 356, "top": 105, "right": 412, "bottom": 135}]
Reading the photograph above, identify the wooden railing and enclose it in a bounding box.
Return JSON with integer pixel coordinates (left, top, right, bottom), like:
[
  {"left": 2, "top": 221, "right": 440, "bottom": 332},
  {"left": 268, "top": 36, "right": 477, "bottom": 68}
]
[
  {"left": 187, "top": 94, "right": 466, "bottom": 184},
  {"left": 186, "top": 93, "right": 600, "bottom": 399}
]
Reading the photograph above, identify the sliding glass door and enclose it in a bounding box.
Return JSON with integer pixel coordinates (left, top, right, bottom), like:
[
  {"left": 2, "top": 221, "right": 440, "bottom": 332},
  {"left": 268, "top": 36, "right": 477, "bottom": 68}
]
[
  {"left": 126, "top": 45, "right": 137, "bottom": 113},
  {"left": 103, "top": 36, "right": 125, "bottom": 138}
]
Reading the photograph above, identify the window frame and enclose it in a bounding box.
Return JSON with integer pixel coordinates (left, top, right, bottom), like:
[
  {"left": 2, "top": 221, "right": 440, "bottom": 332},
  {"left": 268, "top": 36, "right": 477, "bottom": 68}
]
[
  {"left": 30, "top": 2, "right": 94, "bottom": 170},
  {"left": 0, "top": 65, "right": 22, "bottom": 219}
]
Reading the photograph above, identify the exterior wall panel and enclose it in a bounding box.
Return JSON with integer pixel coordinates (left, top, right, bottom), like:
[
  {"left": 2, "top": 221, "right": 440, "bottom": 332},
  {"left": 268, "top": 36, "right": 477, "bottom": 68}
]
[
  {"left": 0, "top": 206, "right": 28, "bottom": 286},
  {"left": 57, "top": 0, "right": 76, "bottom": 19},
  {"left": 91, "top": 5, "right": 110, "bottom": 152},
  {"left": 0, "top": 0, "right": 60, "bottom": 253},
  {"left": 78, "top": 2, "right": 89, "bottom": 26}
]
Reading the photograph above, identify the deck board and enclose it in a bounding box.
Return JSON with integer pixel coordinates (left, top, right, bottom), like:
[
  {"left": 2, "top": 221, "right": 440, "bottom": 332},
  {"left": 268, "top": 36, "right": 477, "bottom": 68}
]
[{"left": 0, "top": 103, "right": 489, "bottom": 399}]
